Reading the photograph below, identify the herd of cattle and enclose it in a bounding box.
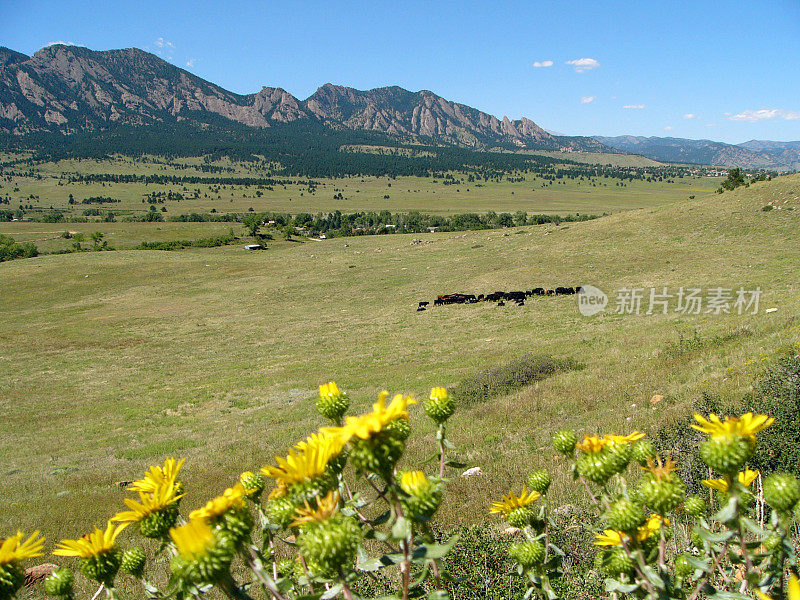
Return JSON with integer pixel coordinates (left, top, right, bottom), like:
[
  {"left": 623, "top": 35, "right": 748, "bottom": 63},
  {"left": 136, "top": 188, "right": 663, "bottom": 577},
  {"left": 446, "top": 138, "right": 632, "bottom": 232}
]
[{"left": 417, "top": 286, "right": 583, "bottom": 310}]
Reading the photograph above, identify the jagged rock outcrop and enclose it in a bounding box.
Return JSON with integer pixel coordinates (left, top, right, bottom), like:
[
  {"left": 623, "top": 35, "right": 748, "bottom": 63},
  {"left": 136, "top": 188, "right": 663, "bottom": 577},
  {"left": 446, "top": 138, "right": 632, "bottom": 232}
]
[{"left": 0, "top": 43, "right": 608, "bottom": 152}]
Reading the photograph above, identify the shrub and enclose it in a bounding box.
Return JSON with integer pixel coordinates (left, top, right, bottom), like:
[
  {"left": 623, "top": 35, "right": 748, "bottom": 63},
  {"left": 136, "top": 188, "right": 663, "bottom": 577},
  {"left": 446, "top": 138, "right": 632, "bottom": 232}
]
[
  {"left": 747, "top": 352, "right": 800, "bottom": 475},
  {"left": 0, "top": 234, "right": 38, "bottom": 261},
  {"left": 452, "top": 353, "right": 582, "bottom": 405}
]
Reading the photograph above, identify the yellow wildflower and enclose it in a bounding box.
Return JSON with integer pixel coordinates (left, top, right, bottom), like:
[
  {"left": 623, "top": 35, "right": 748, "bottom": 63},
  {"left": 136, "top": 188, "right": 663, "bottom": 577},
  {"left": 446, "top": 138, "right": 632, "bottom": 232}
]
[
  {"left": 319, "top": 381, "right": 342, "bottom": 398},
  {"left": 594, "top": 514, "right": 669, "bottom": 546},
  {"left": 576, "top": 435, "right": 608, "bottom": 454},
  {"left": 128, "top": 458, "right": 184, "bottom": 495},
  {"left": 170, "top": 519, "right": 215, "bottom": 560},
  {"left": 290, "top": 491, "right": 340, "bottom": 528},
  {"left": 337, "top": 391, "right": 416, "bottom": 440},
  {"left": 489, "top": 486, "right": 541, "bottom": 517},
  {"left": 112, "top": 484, "right": 184, "bottom": 524},
  {"left": 261, "top": 431, "right": 344, "bottom": 487},
  {"left": 189, "top": 484, "right": 246, "bottom": 521},
  {"left": 605, "top": 432, "right": 646, "bottom": 445},
  {"left": 691, "top": 413, "right": 774, "bottom": 442},
  {"left": 755, "top": 574, "right": 800, "bottom": 600},
  {"left": 642, "top": 455, "right": 679, "bottom": 482},
  {"left": 702, "top": 469, "right": 759, "bottom": 493},
  {"left": 54, "top": 522, "right": 128, "bottom": 558},
  {"left": 400, "top": 471, "right": 431, "bottom": 495},
  {"left": 0, "top": 531, "right": 45, "bottom": 565}
]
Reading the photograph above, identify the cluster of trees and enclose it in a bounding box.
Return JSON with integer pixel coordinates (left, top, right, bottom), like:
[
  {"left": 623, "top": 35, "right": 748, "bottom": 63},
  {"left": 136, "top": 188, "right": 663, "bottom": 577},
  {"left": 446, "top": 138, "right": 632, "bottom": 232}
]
[
  {"left": 242, "top": 209, "right": 603, "bottom": 239},
  {"left": 0, "top": 234, "right": 37, "bottom": 261}
]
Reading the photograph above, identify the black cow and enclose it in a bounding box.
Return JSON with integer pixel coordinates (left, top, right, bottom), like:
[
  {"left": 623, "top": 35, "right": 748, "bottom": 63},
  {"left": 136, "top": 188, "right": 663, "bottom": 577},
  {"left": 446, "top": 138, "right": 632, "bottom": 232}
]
[
  {"left": 417, "top": 307, "right": 426, "bottom": 311},
  {"left": 532, "top": 288, "right": 545, "bottom": 295},
  {"left": 418, "top": 301, "right": 429, "bottom": 307}
]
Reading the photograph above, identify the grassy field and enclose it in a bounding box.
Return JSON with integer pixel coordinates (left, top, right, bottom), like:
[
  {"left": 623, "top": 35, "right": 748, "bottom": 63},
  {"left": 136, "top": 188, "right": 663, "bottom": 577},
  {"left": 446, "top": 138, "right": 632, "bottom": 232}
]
[
  {"left": 0, "top": 154, "right": 719, "bottom": 219},
  {"left": 1, "top": 172, "right": 798, "bottom": 548}
]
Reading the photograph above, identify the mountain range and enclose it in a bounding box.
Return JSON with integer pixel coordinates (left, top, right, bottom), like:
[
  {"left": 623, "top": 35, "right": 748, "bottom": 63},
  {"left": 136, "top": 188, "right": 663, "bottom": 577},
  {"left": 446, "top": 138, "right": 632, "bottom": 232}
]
[
  {"left": 594, "top": 135, "right": 800, "bottom": 171},
  {"left": 0, "top": 44, "right": 608, "bottom": 153},
  {"left": 1, "top": 44, "right": 798, "bottom": 170}
]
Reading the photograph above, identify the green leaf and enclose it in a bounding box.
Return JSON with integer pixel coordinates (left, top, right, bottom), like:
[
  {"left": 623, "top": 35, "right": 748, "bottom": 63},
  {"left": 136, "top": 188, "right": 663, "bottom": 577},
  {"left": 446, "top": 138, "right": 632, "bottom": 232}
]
[
  {"left": 372, "top": 510, "right": 392, "bottom": 526},
  {"left": 741, "top": 517, "right": 771, "bottom": 537},
  {"left": 604, "top": 578, "right": 639, "bottom": 593},
  {"left": 641, "top": 565, "right": 665, "bottom": 590},
  {"left": 392, "top": 517, "right": 412, "bottom": 540},
  {"left": 321, "top": 584, "right": 343, "bottom": 599},
  {"left": 709, "top": 591, "right": 752, "bottom": 600},
  {"left": 712, "top": 495, "right": 739, "bottom": 524},
  {"left": 696, "top": 527, "right": 735, "bottom": 543},
  {"left": 443, "top": 439, "right": 456, "bottom": 450},
  {"left": 358, "top": 554, "right": 405, "bottom": 571},
  {"left": 411, "top": 535, "right": 460, "bottom": 560},
  {"left": 684, "top": 555, "right": 711, "bottom": 573}
]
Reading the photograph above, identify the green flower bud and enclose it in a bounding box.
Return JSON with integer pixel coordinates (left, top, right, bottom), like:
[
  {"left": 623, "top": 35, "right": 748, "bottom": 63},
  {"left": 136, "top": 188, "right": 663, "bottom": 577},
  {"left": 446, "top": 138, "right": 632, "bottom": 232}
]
[
  {"left": 577, "top": 452, "right": 616, "bottom": 484},
  {"left": 527, "top": 470, "right": 552, "bottom": 494},
  {"left": 508, "top": 541, "right": 545, "bottom": 568},
  {"left": 79, "top": 550, "right": 122, "bottom": 586},
  {"left": 631, "top": 440, "right": 656, "bottom": 465},
  {"left": 298, "top": 515, "right": 361, "bottom": 579},
  {"left": 138, "top": 504, "right": 180, "bottom": 539},
  {"left": 265, "top": 496, "right": 299, "bottom": 529},
  {"left": 316, "top": 382, "right": 350, "bottom": 422},
  {"left": 215, "top": 505, "right": 253, "bottom": 547},
  {"left": 0, "top": 562, "right": 24, "bottom": 600},
  {"left": 349, "top": 427, "right": 406, "bottom": 476},
  {"left": 606, "top": 442, "right": 633, "bottom": 474},
  {"left": 606, "top": 499, "right": 646, "bottom": 532},
  {"left": 276, "top": 558, "right": 296, "bottom": 577},
  {"left": 239, "top": 471, "right": 266, "bottom": 498},
  {"left": 674, "top": 553, "right": 693, "bottom": 580},
  {"left": 120, "top": 547, "right": 146, "bottom": 577},
  {"left": 424, "top": 387, "right": 456, "bottom": 424},
  {"left": 763, "top": 473, "right": 800, "bottom": 512},
  {"left": 599, "top": 547, "right": 635, "bottom": 577},
  {"left": 700, "top": 435, "right": 752, "bottom": 474},
  {"left": 170, "top": 536, "right": 235, "bottom": 587},
  {"left": 553, "top": 430, "right": 577, "bottom": 455},
  {"left": 637, "top": 475, "right": 686, "bottom": 514},
  {"left": 690, "top": 530, "right": 704, "bottom": 552},
  {"left": 399, "top": 472, "right": 443, "bottom": 522},
  {"left": 43, "top": 567, "right": 74, "bottom": 598},
  {"left": 684, "top": 496, "right": 706, "bottom": 517},
  {"left": 506, "top": 506, "right": 536, "bottom": 529}
]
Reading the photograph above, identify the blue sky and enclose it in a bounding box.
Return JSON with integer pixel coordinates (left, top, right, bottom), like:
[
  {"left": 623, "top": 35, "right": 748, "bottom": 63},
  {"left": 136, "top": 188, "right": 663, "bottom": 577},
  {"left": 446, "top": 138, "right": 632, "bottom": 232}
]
[{"left": 2, "top": 0, "right": 799, "bottom": 143}]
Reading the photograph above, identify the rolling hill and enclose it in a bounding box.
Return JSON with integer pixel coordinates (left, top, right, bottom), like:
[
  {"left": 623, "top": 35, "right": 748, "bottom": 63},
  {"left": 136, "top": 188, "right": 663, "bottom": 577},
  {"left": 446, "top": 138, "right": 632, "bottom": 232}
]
[{"left": 596, "top": 135, "right": 800, "bottom": 171}]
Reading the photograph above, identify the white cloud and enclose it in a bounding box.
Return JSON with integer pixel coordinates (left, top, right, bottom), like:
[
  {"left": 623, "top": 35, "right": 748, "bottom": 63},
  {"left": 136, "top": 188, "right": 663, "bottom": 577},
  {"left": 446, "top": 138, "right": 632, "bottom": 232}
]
[
  {"left": 683, "top": 113, "right": 699, "bottom": 120},
  {"left": 566, "top": 57, "right": 600, "bottom": 73},
  {"left": 152, "top": 37, "right": 175, "bottom": 59},
  {"left": 664, "top": 126, "right": 674, "bottom": 131},
  {"left": 45, "top": 40, "right": 85, "bottom": 47},
  {"left": 154, "top": 37, "right": 175, "bottom": 49},
  {"left": 532, "top": 60, "right": 553, "bottom": 68},
  {"left": 729, "top": 108, "right": 800, "bottom": 122},
  {"left": 580, "top": 96, "right": 596, "bottom": 104},
  {"left": 186, "top": 58, "right": 196, "bottom": 68},
  {"left": 623, "top": 104, "right": 646, "bottom": 109}
]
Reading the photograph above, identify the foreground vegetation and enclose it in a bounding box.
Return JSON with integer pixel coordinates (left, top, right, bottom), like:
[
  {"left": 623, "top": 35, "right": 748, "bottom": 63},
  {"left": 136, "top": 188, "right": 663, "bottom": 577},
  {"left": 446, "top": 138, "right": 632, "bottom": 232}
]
[{"left": 4, "top": 381, "right": 800, "bottom": 600}]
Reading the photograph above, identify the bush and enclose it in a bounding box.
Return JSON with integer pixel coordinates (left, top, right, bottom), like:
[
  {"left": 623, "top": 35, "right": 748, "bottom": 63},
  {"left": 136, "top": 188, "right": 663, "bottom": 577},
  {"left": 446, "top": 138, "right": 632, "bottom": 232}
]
[
  {"left": 452, "top": 353, "right": 582, "bottom": 405},
  {"left": 0, "top": 234, "right": 38, "bottom": 261},
  {"left": 747, "top": 352, "right": 800, "bottom": 475}
]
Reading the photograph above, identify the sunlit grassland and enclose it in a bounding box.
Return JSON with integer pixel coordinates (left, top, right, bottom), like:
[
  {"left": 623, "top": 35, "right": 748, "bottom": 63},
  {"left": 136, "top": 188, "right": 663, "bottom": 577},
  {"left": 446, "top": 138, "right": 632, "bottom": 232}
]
[
  {"left": 2, "top": 155, "right": 719, "bottom": 218},
  {"left": 1, "top": 174, "right": 798, "bottom": 544}
]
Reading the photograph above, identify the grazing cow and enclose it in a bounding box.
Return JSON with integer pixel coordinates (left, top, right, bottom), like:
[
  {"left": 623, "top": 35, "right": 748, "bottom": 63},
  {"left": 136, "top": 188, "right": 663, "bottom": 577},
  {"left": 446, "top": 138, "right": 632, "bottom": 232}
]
[
  {"left": 575, "top": 286, "right": 584, "bottom": 294},
  {"left": 555, "top": 286, "right": 576, "bottom": 295},
  {"left": 477, "top": 294, "right": 485, "bottom": 301},
  {"left": 505, "top": 291, "right": 526, "bottom": 302},
  {"left": 418, "top": 301, "right": 429, "bottom": 307},
  {"left": 417, "top": 307, "right": 426, "bottom": 312},
  {"left": 433, "top": 298, "right": 443, "bottom": 306},
  {"left": 532, "top": 288, "right": 545, "bottom": 295},
  {"left": 497, "top": 301, "right": 505, "bottom": 307},
  {"left": 545, "top": 289, "right": 555, "bottom": 295}
]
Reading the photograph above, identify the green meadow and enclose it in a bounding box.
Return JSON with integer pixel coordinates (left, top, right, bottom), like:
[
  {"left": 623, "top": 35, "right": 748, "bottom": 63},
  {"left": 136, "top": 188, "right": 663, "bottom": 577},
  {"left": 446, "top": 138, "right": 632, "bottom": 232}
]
[{"left": 1, "top": 166, "right": 798, "bottom": 546}]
